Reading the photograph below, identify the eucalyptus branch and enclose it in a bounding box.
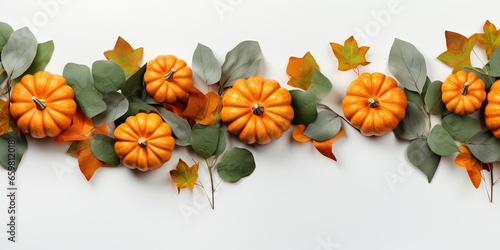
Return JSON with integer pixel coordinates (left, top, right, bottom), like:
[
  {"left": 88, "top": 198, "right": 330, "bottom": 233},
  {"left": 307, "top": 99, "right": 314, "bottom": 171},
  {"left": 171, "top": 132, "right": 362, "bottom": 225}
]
[{"left": 205, "top": 156, "right": 218, "bottom": 209}]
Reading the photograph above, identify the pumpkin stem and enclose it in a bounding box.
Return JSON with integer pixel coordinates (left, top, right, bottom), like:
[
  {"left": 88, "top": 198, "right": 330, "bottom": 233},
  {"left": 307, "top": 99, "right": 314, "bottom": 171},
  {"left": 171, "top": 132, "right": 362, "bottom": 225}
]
[
  {"left": 461, "top": 82, "right": 470, "bottom": 95},
  {"left": 164, "top": 68, "right": 176, "bottom": 82},
  {"left": 252, "top": 103, "right": 264, "bottom": 116},
  {"left": 32, "top": 96, "right": 47, "bottom": 110},
  {"left": 368, "top": 98, "right": 379, "bottom": 108},
  {"left": 138, "top": 138, "right": 148, "bottom": 147}
]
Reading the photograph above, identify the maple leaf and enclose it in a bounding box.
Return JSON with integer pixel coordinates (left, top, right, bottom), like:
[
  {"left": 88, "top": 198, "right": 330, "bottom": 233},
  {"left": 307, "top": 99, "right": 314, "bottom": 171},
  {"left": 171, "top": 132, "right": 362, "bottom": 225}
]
[
  {"left": 330, "top": 36, "right": 370, "bottom": 71},
  {"left": 478, "top": 20, "right": 500, "bottom": 60},
  {"left": 170, "top": 159, "right": 199, "bottom": 193},
  {"left": 437, "top": 31, "right": 478, "bottom": 73},
  {"left": 454, "top": 145, "right": 489, "bottom": 189},
  {"left": 182, "top": 87, "right": 221, "bottom": 126},
  {"left": 54, "top": 109, "right": 107, "bottom": 142},
  {"left": 286, "top": 51, "right": 319, "bottom": 90},
  {"left": 292, "top": 124, "right": 345, "bottom": 161},
  {"left": 103, "top": 36, "right": 143, "bottom": 77},
  {"left": 68, "top": 139, "right": 110, "bottom": 181}
]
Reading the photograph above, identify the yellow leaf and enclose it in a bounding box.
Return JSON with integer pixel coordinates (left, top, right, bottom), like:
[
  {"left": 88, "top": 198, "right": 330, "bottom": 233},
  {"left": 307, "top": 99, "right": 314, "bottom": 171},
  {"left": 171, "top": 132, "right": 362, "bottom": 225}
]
[
  {"left": 437, "top": 31, "right": 478, "bottom": 73},
  {"left": 330, "top": 36, "right": 370, "bottom": 71},
  {"left": 170, "top": 159, "right": 199, "bottom": 193},
  {"left": 286, "top": 51, "right": 319, "bottom": 90},
  {"left": 478, "top": 20, "right": 500, "bottom": 60},
  {"left": 455, "top": 145, "right": 488, "bottom": 189},
  {"left": 103, "top": 36, "right": 143, "bottom": 77}
]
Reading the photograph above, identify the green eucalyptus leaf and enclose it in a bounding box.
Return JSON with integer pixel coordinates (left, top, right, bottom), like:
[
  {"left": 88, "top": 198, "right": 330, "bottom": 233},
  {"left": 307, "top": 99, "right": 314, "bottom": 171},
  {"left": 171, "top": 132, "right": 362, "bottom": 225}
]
[
  {"left": 427, "top": 124, "right": 459, "bottom": 156},
  {"left": 21, "top": 40, "right": 55, "bottom": 77},
  {"left": 74, "top": 87, "right": 107, "bottom": 118},
  {"left": 214, "top": 127, "right": 227, "bottom": 156},
  {"left": 388, "top": 38, "right": 427, "bottom": 93},
  {"left": 122, "top": 63, "right": 147, "bottom": 99},
  {"left": 424, "top": 80, "right": 447, "bottom": 115},
  {"left": 0, "top": 22, "right": 14, "bottom": 52},
  {"left": 93, "top": 92, "right": 129, "bottom": 126},
  {"left": 63, "top": 63, "right": 94, "bottom": 90},
  {"left": 193, "top": 43, "right": 221, "bottom": 85},
  {"left": 216, "top": 147, "right": 255, "bottom": 182},
  {"left": 308, "top": 68, "right": 332, "bottom": 99},
  {"left": 290, "top": 89, "right": 317, "bottom": 125},
  {"left": 191, "top": 124, "right": 221, "bottom": 159},
  {"left": 303, "top": 110, "right": 341, "bottom": 141},
  {"left": 92, "top": 60, "right": 126, "bottom": 94},
  {"left": 488, "top": 48, "right": 500, "bottom": 76},
  {"left": 422, "top": 77, "right": 431, "bottom": 97},
  {"left": 404, "top": 88, "right": 422, "bottom": 106},
  {"left": 463, "top": 67, "right": 495, "bottom": 90},
  {"left": 90, "top": 134, "right": 120, "bottom": 166},
  {"left": 466, "top": 130, "right": 500, "bottom": 163},
  {"left": 0, "top": 131, "right": 27, "bottom": 172},
  {"left": 393, "top": 102, "right": 427, "bottom": 140},
  {"left": 126, "top": 97, "right": 156, "bottom": 117},
  {"left": 156, "top": 108, "right": 192, "bottom": 146},
  {"left": 407, "top": 137, "right": 441, "bottom": 183},
  {"left": 1, "top": 27, "right": 38, "bottom": 79},
  {"left": 220, "top": 41, "right": 262, "bottom": 87},
  {"left": 442, "top": 114, "right": 481, "bottom": 143}
]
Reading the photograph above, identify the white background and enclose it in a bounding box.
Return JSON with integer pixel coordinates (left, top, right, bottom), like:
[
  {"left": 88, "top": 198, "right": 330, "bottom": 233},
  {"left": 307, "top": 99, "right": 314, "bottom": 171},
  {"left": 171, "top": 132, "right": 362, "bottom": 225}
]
[{"left": 1, "top": 0, "right": 500, "bottom": 249}]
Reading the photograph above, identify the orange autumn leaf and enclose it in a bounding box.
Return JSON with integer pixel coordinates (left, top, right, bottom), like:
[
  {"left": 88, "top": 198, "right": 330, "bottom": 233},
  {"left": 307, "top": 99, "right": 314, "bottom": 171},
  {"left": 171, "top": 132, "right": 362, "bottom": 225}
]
[
  {"left": 478, "top": 20, "right": 500, "bottom": 60},
  {"left": 330, "top": 36, "right": 370, "bottom": 71},
  {"left": 293, "top": 124, "right": 345, "bottom": 161},
  {"left": 0, "top": 99, "right": 11, "bottom": 135},
  {"left": 455, "top": 145, "right": 489, "bottom": 189},
  {"left": 54, "top": 110, "right": 107, "bottom": 142},
  {"left": 68, "top": 139, "right": 109, "bottom": 181},
  {"left": 286, "top": 51, "right": 319, "bottom": 90},
  {"left": 170, "top": 159, "right": 199, "bottom": 193},
  {"left": 438, "top": 31, "right": 478, "bottom": 73},
  {"left": 103, "top": 36, "right": 143, "bottom": 77},
  {"left": 182, "top": 87, "right": 221, "bottom": 125}
]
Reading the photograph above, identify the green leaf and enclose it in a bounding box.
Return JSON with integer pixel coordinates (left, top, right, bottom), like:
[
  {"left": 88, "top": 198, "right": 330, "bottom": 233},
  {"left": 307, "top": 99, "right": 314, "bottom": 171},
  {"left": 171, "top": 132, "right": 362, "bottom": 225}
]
[
  {"left": 0, "top": 22, "right": 14, "bottom": 52},
  {"left": 307, "top": 68, "right": 332, "bottom": 99},
  {"left": 489, "top": 47, "right": 500, "bottom": 76},
  {"left": 404, "top": 88, "right": 422, "bottom": 106},
  {"left": 214, "top": 128, "right": 226, "bottom": 156},
  {"left": 63, "top": 63, "right": 94, "bottom": 90},
  {"left": 74, "top": 87, "right": 107, "bottom": 118},
  {"left": 90, "top": 134, "right": 120, "bottom": 166},
  {"left": 192, "top": 43, "right": 221, "bottom": 85},
  {"left": 442, "top": 114, "right": 481, "bottom": 143},
  {"left": 122, "top": 63, "right": 147, "bottom": 99},
  {"left": 0, "top": 132, "right": 27, "bottom": 172},
  {"left": 126, "top": 96, "right": 156, "bottom": 117},
  {"left": 290, "top": 89, "right": 318, "bottom": 125},
  {"left": 393, "top": 102, "right": 427, "bottom": 140},
  {"left": 92, "top": 60, "right": 126, "bottom": 94},
  {"left": 462, "top": 67, "right": 496, "bottom": 91},
  {"left": 407, "top": 137, "right": 441, "bottom": 182},
  {"left": 156, "top": 108, "right": 192, "bottom": 146},
  {"left": 388, "top": 38, "right": 427, "bottom": 93},
  {"left": 424, "top": 80, "right": 447, "bottom": 115},
  {"left": 303, "top": 110, "right": 341, "bottom": 141},
  {"left": 93, "top": 92, "right": 129, "bottom": 126},
  {"left": 216, "top": 147, "right": 255, "bottom": 182},
  {"left": 466, "top": 130, "right": 500, "bottom": 163},
  {"left": 1, "top": 27, "right": 38, "bottom": 79},
  {"left": 220, "top": 41, "right": 262, "bottom": 88},
  {"left": 191, "top": 124, "right": 221, "bottom": 159},
  {"left": 427, "top": 124, "right": 459, "bottom": 156},
  {"left": 21, "top": 40, "right": 55, "bottom": 76}
]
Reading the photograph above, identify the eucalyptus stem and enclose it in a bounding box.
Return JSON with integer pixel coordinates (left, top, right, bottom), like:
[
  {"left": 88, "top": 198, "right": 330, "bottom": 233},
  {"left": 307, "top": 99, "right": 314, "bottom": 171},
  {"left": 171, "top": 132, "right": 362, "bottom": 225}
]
[
  {"left": 205, "top": 156, "right": 218, "bottom": 210},
  {"left": 490, "top": 164, "right": 494, "bottom": 203}
]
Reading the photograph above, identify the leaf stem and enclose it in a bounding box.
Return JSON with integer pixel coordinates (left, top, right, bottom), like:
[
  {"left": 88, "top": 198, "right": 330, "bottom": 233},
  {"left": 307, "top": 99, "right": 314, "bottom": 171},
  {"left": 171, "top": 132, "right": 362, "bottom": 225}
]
[
  {"left": 472, "top": 49, "right": 486, "bottom": 67},
  {"left": 490, "top": 164, "right": 494, "bottom": 203},
  {"left": 205, "top": 156, "right": 218, "bottom": 210}
]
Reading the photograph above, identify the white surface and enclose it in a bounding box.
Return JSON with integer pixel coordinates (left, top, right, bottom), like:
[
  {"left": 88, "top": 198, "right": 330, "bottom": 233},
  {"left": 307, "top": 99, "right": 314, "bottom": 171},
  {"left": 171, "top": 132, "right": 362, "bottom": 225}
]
[{"left": 1, "top": 0, "right": 499, "bottom": 249}]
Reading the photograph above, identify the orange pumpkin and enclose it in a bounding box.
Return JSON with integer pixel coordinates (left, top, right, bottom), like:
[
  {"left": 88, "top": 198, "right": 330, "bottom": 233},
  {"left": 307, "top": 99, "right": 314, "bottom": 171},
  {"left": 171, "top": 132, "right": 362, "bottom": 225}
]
[
  {"left": 113, "top": 112, "right": 175, "bottom": 171},
  {"left": 441, "top": 70, "right": 486, "bottom": 115},
  {"left": 342, "top": 72, "right": 407, "bottom": 136},
  {"left": 221, "top": 76, "right": 294, "bottom": 144},
  {"left": 485, "top": 80, "right": 500, "bottom": 138},
  {"left": 143, "top": 55, "right": 193, "bottom": 103},
  {"left": 9, "top": 71, "right": 77, "bottom": 138}
]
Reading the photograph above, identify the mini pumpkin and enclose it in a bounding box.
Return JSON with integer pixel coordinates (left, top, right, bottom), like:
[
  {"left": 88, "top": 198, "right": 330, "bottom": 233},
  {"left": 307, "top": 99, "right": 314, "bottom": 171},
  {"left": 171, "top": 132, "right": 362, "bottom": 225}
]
[
  {"left": 221, "top": 76, "right": 294, "bottom": 144},
  {"left": 9, "top": 71, "right": 77, "bottom": 138},
  {"left": 441, "top": 70, "right": 486, "bottom": 115},
  {"left": 114, "top": 112, "right": 175, "bottom": 171},
  {"left": 342, "top": 72, "right": 407, "bottom": 136},
  {"left": 485, "top": 80, "right": 500, "bottom": 138},
  {"left": 143, "top": 55, "right": 193, "bottom": 103}
]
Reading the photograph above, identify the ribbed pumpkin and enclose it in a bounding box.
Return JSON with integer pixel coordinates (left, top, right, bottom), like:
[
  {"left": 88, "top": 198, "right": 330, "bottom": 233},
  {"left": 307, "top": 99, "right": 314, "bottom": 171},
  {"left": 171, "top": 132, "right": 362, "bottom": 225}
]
[
  {"left": 113, "top": 113, "right": 175, "bottom": 171},
  {"left": 342, "top": 72, "right": 407, "bottom": 136},
  {"left": 485, "top": 80, "right": 500, "bottom": 138},
  {"left": 221, "top": 76, "right": 294, "bottom": 144},
  {"left": 143, "top": 55, "right": 193, "bottom": 103},
  {"left": 441, "top": 70, "right": 486, "bottom": 115},
  {"left": 9, "top": 71, "right": 77, "bottom": 138}
]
